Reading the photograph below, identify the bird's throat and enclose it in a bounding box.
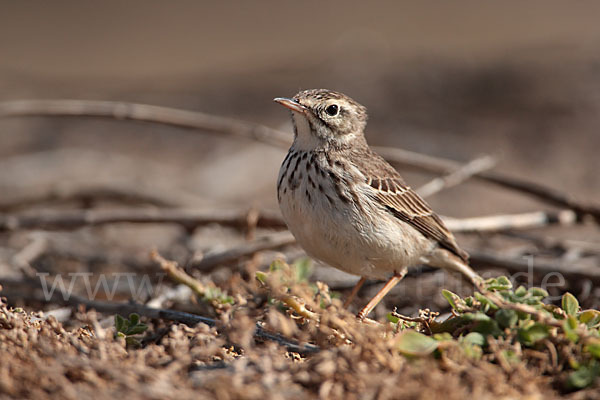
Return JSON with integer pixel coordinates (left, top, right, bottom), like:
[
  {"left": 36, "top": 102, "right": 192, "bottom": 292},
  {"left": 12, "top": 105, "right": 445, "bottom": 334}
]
[{"left": 292, "top": 112, "right": 323, "bottom": 151}]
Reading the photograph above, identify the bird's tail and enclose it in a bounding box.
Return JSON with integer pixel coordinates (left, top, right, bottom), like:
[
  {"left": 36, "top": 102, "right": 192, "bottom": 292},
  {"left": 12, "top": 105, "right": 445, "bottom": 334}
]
[{"left": 426, "top": 248, "right": 485, "bottom": 291}]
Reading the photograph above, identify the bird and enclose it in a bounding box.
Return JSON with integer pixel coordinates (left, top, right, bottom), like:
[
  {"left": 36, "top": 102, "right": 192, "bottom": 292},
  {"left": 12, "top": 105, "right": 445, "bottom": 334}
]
[{"left": 273, "top": 89, "right": 483, "bottom": 320}]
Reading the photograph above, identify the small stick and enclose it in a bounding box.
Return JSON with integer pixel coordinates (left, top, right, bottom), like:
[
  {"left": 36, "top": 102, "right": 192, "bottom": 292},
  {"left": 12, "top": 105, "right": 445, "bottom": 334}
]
[
  {"left": 0, "top": 207, "right": 286, "bottom": 232},
  {"left": 416, "top": 155, "right": 496, "bottom": 198},
  {"left": 442, "top": 209, "right": 577, "bottom": 232},
  {"left": 280, "top": 295, "right": 319, "bottom": 320},
  {"left": 189, "top": 231, "right": 296, "bottom": 271},
  {"left": 376, "top": 146, "right": 600, "bottom": 222},
  {"left": 0, "top": 99, "right": 291, "bottom": 147},
  {"left": 151, "top": 250, "right": 207, "bottom": 297},
  {"left": 11, "top": 233, "right": 48, "bottom": 277},
  {"left": 0, "top": 183, "right": 185, "bottom": 212}
]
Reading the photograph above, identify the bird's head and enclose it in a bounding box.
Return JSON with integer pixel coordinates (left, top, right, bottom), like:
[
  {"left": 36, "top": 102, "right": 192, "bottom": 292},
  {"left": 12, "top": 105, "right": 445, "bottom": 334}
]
[{"left": 274, "top": 89, "right": 368, "bottom": 150}]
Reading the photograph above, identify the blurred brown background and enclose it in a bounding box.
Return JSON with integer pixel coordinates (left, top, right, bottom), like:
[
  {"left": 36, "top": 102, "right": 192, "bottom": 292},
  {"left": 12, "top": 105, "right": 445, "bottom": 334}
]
[{"left": 0, "top": 1, "right": 598, "bottom": 233}]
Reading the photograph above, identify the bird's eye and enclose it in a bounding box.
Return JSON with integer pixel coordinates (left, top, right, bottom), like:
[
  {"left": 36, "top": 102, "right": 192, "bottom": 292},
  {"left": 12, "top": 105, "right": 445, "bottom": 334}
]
[{"left": 325, "top": 104, "right": 339, "bottom": 116}]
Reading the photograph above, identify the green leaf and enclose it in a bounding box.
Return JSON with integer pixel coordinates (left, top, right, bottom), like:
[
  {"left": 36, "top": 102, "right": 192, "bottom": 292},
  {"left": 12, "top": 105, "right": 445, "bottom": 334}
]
[
  {"left": 396, "top": 330, "right": 439, "bottom": 356},
  {"left": 501, "top": 349, "right": 521, "bottom": 365},
  {"left": 562, "top": 292, "right": 579, "bottom": 316},
  {"left": 567, "top": 366, "right": 598, "bottom": 389},
  {"left": 129, "top": 313, "right": 140, "bottom": 326},
  {"left": 585, "top": 339, "right": 600, "bottom": 359},
  {"left": 462, "top": 332, "right": 486, "bottom": 347},
  {"left": 514, "top": 285, "right": 527, "bottom": 297},
  {"left": 125, "top": 336, "right": 141, "bottom": 347},
  {"left": 579, "top": 309, "right": 600, "bottom": 328},
  {"left": 386, "top": 313, "right": 399, "bottom": 324},
  {"left": 462, "top": 343, "right": 483, "bottom": 360},
  {"left": 463, "top": 312, "right": 493, "bottom": 322},
  {"left": 563, "top": 316, "right": 580, "bottom": 343},
  {"left": 202, "top": 286, "right": 234, "bottom": 305},
  {"left": 528, "top": 287, "right": 549, "bottom": 299},
  {"left": 433, "top": 332, "right": 453, "bottom": 341},
  {"left": 114, "top": 314, "right": 126, "bottom": 333},
  {"left": 462, "top": 312, "right": 502, "bottom": 337},
  {"left": 269, "top": 259, "right": 287, "bottom": 272},
  {"left": 255, "top": 271, "right": 268, "bottom": 284},
  {"left": 292, "top": 258, "right": 313, "bottom": 282},
  {"left": 485, "top": 276, "right": 512, "bottom": 291},
  {"left": 518, "top": 323, "right": 549, "bottom": 346},
  {"left": 464, "top": 296, "right": 474, "bottom": 307},
  {"left": 474, "top": 292, "right": 498, "bottom": 311},
  {"left": 126, "top": 323, "right": 148, "bottom": 336},
  {"left": 441, "top": 289, "right": 464, "bottom": 311},
  {"left": 475, "top": 320, "right": 503, "bottom": 338},
  {"left": 495, "top": 309, "right": 518, "bottom": 329}
]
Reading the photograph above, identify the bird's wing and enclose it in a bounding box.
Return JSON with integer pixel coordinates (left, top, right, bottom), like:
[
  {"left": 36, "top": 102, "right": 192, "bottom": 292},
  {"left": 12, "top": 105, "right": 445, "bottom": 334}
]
[{"left": 354, "top": 149, "right": 468, "bottom": 261}]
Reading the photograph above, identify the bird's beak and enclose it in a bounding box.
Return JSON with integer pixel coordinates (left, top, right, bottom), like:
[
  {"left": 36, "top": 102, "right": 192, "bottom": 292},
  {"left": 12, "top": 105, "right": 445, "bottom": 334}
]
[{"left": 273, "top": 97, "right": 307, "bottom": 114}]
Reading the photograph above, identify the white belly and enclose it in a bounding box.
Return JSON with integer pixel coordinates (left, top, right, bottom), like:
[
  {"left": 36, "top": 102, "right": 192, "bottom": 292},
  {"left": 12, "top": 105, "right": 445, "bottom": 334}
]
[{"left": 277, "top": 152, "right": 432, "bottom": 280}]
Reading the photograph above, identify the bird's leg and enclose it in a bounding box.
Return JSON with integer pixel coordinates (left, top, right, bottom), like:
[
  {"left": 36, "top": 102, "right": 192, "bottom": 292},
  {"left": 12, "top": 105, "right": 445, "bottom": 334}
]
[
  {"left": 343, "top": 276, "right": 366, "bottom": 309},
  {"left": 357, "top": 267, "right": 408, "bottom": 320}
]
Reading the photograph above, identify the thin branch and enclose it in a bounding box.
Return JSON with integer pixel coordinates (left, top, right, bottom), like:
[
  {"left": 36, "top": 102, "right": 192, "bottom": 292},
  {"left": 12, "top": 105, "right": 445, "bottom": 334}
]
[
  {"left": 0, "top": 183, "right": 186, "bottom": 212},
  {"left": 145, "top": 284, "right": 193, "bottom": 309},
  {"left": 442, "top": 209, "right": 578, "bottom": 232},
  {"left": 501, "top": 231, "right": 600, "bottom": 256},
  {"left": 0, "top": 207, "right": 286, "bottom": 232},
  {"left": 0, "top": 99, "right": 291, "bottom": 147},
  {"left": 280, "top": 295, "right": 320, "bottom": 320},
  {"left": 0, "top": 207, "right": 580, "bottom": 234},
  {"left": 189, "top": 231, "right": 296, "bottom": 271},
  {"left": 1, "top": 99, "right": 598, "bottom": 221},
  {"left": 376, "top": 146, "right": 600, "bottom": 222},
  {"left": 11, "top": 233, "right": 48, "bottom": 277},
  {"left": 151, "top": 250, "right": 207, "bottom": 297},
  {"left": 416, "top": 155, "right": 496, "bottom": 198}
]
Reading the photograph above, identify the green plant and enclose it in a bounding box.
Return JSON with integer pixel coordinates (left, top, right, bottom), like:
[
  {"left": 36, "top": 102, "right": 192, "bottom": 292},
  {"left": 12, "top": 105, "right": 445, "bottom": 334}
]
[
  {"left": 389, "top": 277, "right": 600, "bottom": 391},
  {"left": 114, "top": 313, "right": 148, "bottom": 347}
]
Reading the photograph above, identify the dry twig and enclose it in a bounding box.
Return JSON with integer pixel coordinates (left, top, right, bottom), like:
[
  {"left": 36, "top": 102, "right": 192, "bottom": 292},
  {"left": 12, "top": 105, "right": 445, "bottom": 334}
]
[
  {"left": 189, "top": 231, "right": 296, "bottom": 271},
  {"left": 0, "top": 183, "right": 185, "bottom": 212},
  {"left": 151, "top": 250, "right": 207, "bottom": 297},
  {"left": 11, "top": 233, "right": 48, "bottom": 277},
  {"left": 0, "top": 207, "right": 286, "bottom": 231},
  {"left": 376, "top": 146, "right": 600, "bottom": 222},
  {"left": 0, "top": 99, "right": 291, "bottom": 147},
  {"left": 442, "top": 209, "right": 577, "bottom": 232},
  {"left": 416, "top": 155, "right": 497, "bottom": 198},
  {"left": 0, "top": 207, "right": 581, "bottom": 234}
]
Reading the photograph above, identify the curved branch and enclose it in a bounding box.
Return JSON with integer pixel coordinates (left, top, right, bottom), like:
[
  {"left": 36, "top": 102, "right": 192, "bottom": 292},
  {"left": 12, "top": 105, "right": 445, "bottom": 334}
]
[{"left": 0, "top": 208, "right": 286, "bottom": 231}]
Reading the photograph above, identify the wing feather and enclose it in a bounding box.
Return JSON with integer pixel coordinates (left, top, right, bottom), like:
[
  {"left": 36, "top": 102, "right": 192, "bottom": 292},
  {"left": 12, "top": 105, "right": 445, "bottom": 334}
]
[{"left": 354, "top": 149, "right": 468, "bottom": 262}]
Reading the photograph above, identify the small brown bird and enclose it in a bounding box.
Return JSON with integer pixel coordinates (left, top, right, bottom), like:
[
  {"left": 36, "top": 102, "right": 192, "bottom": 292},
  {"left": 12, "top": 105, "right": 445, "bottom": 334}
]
[{"left": 274, "top": 89, "right": 483, "bottom": 319}]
